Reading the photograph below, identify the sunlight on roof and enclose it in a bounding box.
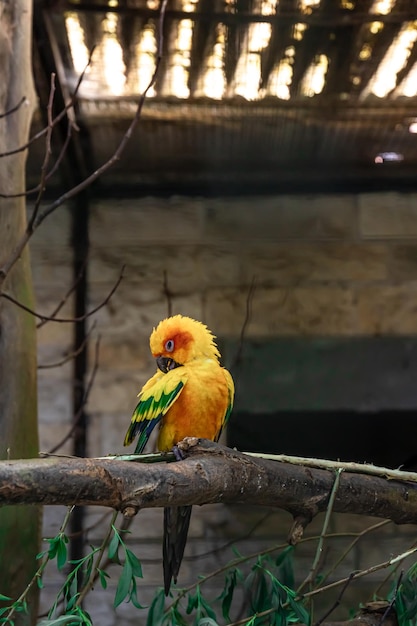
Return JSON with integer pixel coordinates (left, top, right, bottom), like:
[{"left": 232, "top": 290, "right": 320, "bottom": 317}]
[
  {"left": 299, "top": 0, "right": 321, "bottom": 13},
  {"left": 65, "top": 13, "right": 89, "bottom": 75},
  {"left": 64, "top": 0, "right": 417, "bottom": 103},
  {"left": 183, "top": 0, "right": 199, "bottom": 10},
  {"left": 199, "top": 25, "right": 226, "bottom": 99},
  {"left": 397, "top": 53, "right": 417, "bottom": 96},
  {"left": 101, "top": 14, "right": 126, "bottom": 95},
  {"left": 368, "top": 23, "right": 417, "bottom": 97},
  {"left": 301, "top": 54, "right": 328, "bottom": 96},
  {"left": 359, "top": 43, "right": 372, "bottom": 61},
  {"left": 369, "top": 21, "right": 384, "bottom": 34},
  {"left": 165, "top": 20, "right": 192, "bottom": 98},
  {"left": 260, "top": 0, "right": 277, "bottom": 15},
  {"left": 235, "top": 22, "right": 272, "bottom": 99},
  {"left": 134, "top": 25, "right": 157, "bottom": 96},
  {"left": 268, "top": 56, "right": 293, "bottom": 100},
  {"left": 372, "top": 0, "right": 395, "bottom": 15},
  {"left": 293, "top": 22, "right": 307, "bottom": 41},
  {"left": 233, "top": 1, "right": 275, "bottom": 100}
]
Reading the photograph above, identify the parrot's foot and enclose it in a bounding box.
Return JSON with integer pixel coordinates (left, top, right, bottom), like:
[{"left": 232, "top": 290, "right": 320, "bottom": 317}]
[{"left": 172, "top": 445, "right": 185, "bottom": 461}]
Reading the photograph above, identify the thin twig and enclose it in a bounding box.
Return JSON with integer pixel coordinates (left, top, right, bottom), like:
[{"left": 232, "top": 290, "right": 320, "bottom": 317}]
[
  {"left": 4, "top": 506, "right": 74, "bottom": 623},
  {"left": 0, "top": 96, "right": 27, "bottom": 120},
  {"left": 313, "top": 573, "right": 355, "bottom": 626},
  {"left": 0, "top": 47, "right": 94, "bottom": 159},
  {"left": 377, "top": 572, "right": 403, "bottom": 626},
  {"left": 0, "top": 110, "right": 73, "bottom": 199},
  {"left": 226, "top": 547, "right": 417, "bottom": 626},
  {"left": 0, "top": 49, "right": 94, "bottom": 287},
  {"left": 76, "top": 510, "right": 118, "bottom": 607},
  {"left": 1, "top": 266, "right": 124, "bottom": 324},
  {"left": 298, "top": 469, "right": 343, "bottom": 593},
  {"left": 242, "top": 451, "right": 417, "bottom": 484},
  {"left": 38, "top": 322, "right": 96, "bottom": 369},
  {"left": 30, "top": 72, "right": 57, "bottom": 226},
  {"left": 47, "top": 336, "right": 100, "bottom": 454},
  {"left": 232, "top": 277, "right": 256, "bottom": 369},
  {"left": 372, "top": 538, "right": 417, "bottom": 599},
  {"left": 30, "top": 0, "right": 169, "bottom": 230},
  {"left": 320, "top": 520, "right": 391, "bottom": 588},
  {"left": 183, "top": 510, "right": 274, "bottom": 562},
  {"left": 0, "top": 0, "right": 166, "bottom": 287},
  {"left": 36, "top": 258, "right": 88, "bottom": 329}
]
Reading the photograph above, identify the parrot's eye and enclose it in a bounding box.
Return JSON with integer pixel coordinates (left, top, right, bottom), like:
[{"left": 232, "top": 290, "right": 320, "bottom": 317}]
[{"left": 165, "top": 339, "right": 175, "bottom": 352}]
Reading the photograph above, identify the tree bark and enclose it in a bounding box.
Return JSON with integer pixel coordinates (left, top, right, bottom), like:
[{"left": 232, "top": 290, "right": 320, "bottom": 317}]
[
  {"left": 1, "top": 441, "right": 417, "bottom": 532},
  {"left": 0, "top": 1, "right": 40, "bottom": 623}
]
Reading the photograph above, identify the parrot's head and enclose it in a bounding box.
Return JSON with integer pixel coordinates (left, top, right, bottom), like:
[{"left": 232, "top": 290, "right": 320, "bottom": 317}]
[{"left": 150, "top": 314, "right": 221, "bottom": 373}]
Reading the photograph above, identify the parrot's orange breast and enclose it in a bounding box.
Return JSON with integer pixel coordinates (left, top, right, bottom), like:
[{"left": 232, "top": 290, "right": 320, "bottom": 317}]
[{"left": 157, "top": 362, "right": 230, "bottom": 451}]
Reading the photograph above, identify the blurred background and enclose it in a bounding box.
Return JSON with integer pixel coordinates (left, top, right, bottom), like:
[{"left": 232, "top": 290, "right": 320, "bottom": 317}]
[{"left": 28, "top": 0, "right": 417, "bottom": 622}]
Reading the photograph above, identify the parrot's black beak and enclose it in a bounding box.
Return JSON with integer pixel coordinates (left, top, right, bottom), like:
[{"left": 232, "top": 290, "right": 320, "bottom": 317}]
[{"left": 156, "top": 356, "right": 182, "bottom": 373}]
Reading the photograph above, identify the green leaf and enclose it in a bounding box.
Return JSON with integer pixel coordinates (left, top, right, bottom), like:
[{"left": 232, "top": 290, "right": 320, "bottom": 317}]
[
  {"left": 285, "top": 589, "right": 310, "bottom": 626},
  {"left": 126, "top": 549, "right": 143, "bottom": 578},
  {"left": 231, "top": 546, "right": 243, "bottom": 558},
  {"left": 169, "top": 606, "right": 189, "bottom": 626},
  {"left": 114, "top": 560, "right": 133, "bottom": 608},
  {"left": 218, "top": 569, "right": 238, "bottom": 622},
  {"left": 83, "top": 554, "right": 94, "bottom": 583},
  {"left": 98, "top": 569, "right": 110, "bottom": 590},
  {"left": 146, "top": 588, "right": 166, "bottom": 626},
  {"left": 0, "top": 595, "right": 11, "bottom": 602},
  {"left": 276, "top": 547, "right": 295, "bottom": 589},
  {"left": 36, "top": 549, "right": 47, "bottom": 560},
  {"left": 108, "top": 530, "right": 120, "bottom": 562},
  {"left": 186, "top": 592, "right": 198, "bottom": 614},
  {"left": 200, "top": 596, "right": 217, "bottom": 622},
  {"left": 275, "top": 546, "right": 294, "bottom": 568},
  {"left": 65, "top": 593, "right": 80, "bottom": 612},
  {"left": 248, "top": 568, "right": 270, "bottom": 614},
  {"left": 197, "top": 619, "right": 219, "bottom": 626},
  {"left": 38, "top": 616, "right": 84, "bottom": 626},
  {"left": 47, "top": 537, "right": 60, "bottom": 560},
  {"left": 129, "top": 578, "right": 145, "bottom": 610},
  {"left": 56, "top": 539, "right": 67, "bottom": 571}
]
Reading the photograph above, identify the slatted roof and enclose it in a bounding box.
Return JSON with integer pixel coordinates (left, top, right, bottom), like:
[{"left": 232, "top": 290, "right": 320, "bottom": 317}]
[{"left": 29, "top": 0, "right": 417, "bottom": 193}]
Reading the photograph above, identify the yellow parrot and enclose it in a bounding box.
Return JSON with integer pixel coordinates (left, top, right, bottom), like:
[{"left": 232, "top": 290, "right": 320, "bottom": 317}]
[{"left": 124, "top": 314, "right": 234, "bottom": 594}]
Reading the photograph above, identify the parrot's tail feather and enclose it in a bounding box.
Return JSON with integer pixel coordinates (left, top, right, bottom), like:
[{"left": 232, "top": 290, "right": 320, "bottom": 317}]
[{"left": 163, "top": 505, "right": 192, "bottom": 596}]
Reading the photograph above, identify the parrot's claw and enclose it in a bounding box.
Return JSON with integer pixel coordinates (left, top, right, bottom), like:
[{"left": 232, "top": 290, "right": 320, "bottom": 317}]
[{"left": 172, "top": 445, "right": 185, "bottom": 461}]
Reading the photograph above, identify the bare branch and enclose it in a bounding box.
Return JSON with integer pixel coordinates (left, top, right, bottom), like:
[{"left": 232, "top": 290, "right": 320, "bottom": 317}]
[
  {"left": 0, "top": 46, "right": 94, "bottom": 160},
  {"left": 47, "top": 335, "right": 100, "bottom": 453},
  {"left": 232, "top": 276, "right": 256, "bottom": 369},
  {"left": 314, "top": 573, "right": 355, "bottom": 626},
  {"left": 32, "top": 0, "right": 169, "bottom": 232},
  {"left": 29, "top": 72, "right": 57, "bottom": 227},
  {"left": 1, "top": 440, "right": 417, "bottom": 528},
  {"left": 0, "top": 265, "right": 124, "bottom": 323},
  {"left": 0, "top": 0, "right": 167, "bottom": 287},
  {"left": 36, "top": 258, "right": 88, "bottom": 328},
  {"left": 37, "top": 321, "right": 96, "bottom": 369},
  {"left": 0, "top": 123, "right": 72, "bottom": 199},
  {"left": 0, "top": 96, "right": 27, "bottom": 120}
]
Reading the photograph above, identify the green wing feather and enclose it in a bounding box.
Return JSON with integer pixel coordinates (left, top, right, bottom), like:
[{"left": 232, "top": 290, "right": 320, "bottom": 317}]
[{"left": 124, "top": 370, "right": 186, "bottom": 454}]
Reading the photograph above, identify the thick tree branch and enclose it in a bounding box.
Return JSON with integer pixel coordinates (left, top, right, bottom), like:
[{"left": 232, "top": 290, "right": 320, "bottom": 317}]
[{"left": 0, "top": 440, "right": 417, "bottom": 530}]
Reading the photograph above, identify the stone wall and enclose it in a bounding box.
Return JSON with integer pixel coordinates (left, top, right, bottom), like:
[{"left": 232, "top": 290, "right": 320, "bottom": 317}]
[{"left": 30, "top": 191, "right": 417, "bottom": 624}]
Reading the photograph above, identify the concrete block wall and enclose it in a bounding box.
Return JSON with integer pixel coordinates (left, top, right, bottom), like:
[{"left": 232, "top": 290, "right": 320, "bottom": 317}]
[{"left": 29, "top": 192, "right": 417, "bottom": 624}]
